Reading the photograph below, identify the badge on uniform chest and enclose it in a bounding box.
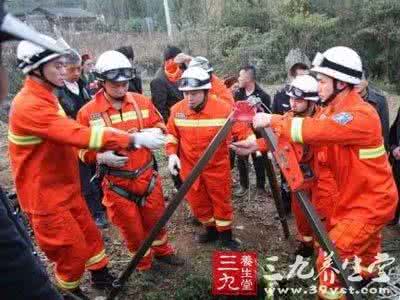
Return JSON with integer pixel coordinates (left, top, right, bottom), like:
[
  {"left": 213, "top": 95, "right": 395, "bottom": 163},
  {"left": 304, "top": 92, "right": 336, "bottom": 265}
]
[
  {"left": 89, "top": 113, "right": 106, "bottom": 127},
  {"left": 175, "top": 112, "right": 187, "bottom": 119}
]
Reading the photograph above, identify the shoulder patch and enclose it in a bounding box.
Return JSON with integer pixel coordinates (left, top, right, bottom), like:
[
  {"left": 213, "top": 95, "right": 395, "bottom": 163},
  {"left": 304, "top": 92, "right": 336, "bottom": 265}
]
[{"left": 332, "top": 112, "right": 353, "bottom": 125}]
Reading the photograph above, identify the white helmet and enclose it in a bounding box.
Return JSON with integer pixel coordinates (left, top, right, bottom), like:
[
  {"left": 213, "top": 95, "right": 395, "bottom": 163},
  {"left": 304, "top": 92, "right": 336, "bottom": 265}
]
[
  {"left": 285, "top": 74, "right": 319, "bottom": 102},
  {"left": 179, "top": 67, "right": 211, "bottom": 91},
  {"left": 17, "top": 36, "right": 70, "bottom": 74},
  {"left": 188, "top": 56, "right": 214, "bottom": 73},
  {"left": 311, "top": 46, "right": 362, "bottom": 85},
  {"left": 95, "top": 50, "right": 133, "bottom": 82}
]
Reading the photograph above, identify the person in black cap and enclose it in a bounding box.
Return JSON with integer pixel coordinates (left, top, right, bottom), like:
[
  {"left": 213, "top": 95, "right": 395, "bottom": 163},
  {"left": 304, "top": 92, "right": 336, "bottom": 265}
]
[
  {"left": 115, "top": 45, "right": 143, "bottom": 94},
  {"left": 151, "top": 45, "right": 185, "bottom": 189},
  {"left": 150, "top": 45, "right": 184, "bottom": 122},
  {"left": 0, "top": 1, "right": 63, "bottom": 299}
]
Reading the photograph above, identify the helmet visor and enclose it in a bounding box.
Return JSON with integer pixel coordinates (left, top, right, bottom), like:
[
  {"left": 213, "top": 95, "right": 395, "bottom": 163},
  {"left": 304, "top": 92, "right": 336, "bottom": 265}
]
[
  {"left": 179, "top": 78, "right": 210, "bottom": 89},
  {"left": 102, "top": 68, "right": 133, "bottom": 81},
  {"left": 285, "top": 84, "right": 318, "bottom": 100}
]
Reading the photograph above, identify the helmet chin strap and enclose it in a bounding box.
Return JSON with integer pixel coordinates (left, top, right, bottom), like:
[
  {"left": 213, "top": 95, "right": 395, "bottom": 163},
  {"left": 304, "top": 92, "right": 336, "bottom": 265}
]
[
  {"left": 321, "top": 79, "right": 345, "bottom": 107},
  {"left": 190, "top": 91, "right": 208, "bottom": 112},
  {"left": 104, "top": 90, "right": 124, "bottom": 103},
  {"left": 31, "top": 66, "right": 60, "bottom": 89},
  {"left": 295, "top": 101, "right": 315, "bottom": 117}
]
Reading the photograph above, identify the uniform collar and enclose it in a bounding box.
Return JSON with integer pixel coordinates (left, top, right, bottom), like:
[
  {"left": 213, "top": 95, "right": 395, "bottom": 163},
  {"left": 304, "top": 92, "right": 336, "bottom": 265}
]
[
  {"left": 24, "top": 77, "right": 56, "bottom": 101},
  {"left": 329, "top": 89, "right": 362, "bottom": 113},
  {"left": 93, "top": 90, "right": 135, "bottom": 112}
]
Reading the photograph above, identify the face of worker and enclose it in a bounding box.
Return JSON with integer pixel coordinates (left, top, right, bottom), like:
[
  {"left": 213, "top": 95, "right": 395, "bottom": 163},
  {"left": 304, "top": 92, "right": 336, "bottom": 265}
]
[
  {"left": 238, "top": 70, "right": 252, "bottom": 88},
  {"left": 294, "top": 68, "right": 309, "bottom": 77},
  {"left": 230, "top": 82, "right": 239, "bottom": 95},
  {"left": 290, "top": 98, "right": 309, "bottom": 113},
  {"left": 104, "top": 80, "right": 129, "bottom": 100},
  {"left": 184, "top": 90, "right": 206, "bottom": 110},
  {"left": 83, "top": 59, "right": 95, "bottom": 74},
  {"left": 355, "top": 79, "right": 368, "bottom": 97},
  {"left": 41, "top": 56, "right": 67, "bottom": 87},
  {"left": 316, "top": 73, "right": 335, "bottom": 103},
  {"left": 65, "top": 63, "right": 82, "bottom": 83}
]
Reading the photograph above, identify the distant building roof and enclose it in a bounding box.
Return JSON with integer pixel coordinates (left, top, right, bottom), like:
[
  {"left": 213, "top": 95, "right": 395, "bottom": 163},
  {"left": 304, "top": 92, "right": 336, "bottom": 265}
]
[
  {"left": 8, "top": 5, "right": 38, "bottom": 16},
  {"left": 32, "top": 7, "right": 97, "bottom": 19}
]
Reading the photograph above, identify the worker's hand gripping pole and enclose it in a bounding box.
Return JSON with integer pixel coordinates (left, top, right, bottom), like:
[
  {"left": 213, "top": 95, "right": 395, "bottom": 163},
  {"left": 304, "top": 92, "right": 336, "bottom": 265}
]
[{"left": 106, "top": 101, "right": 258, "bottom": 300}]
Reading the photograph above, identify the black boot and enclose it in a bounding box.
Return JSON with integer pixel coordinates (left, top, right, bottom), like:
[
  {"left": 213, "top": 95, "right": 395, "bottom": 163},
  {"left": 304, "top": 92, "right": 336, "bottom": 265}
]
[
  {"left": 219, "top": 230, "right": 240, "bottom": 250},
  {"left": 196, "top": 226, "right": 219, "bottom": 243},
  {"left": 90, "top": 267, "right": 115, "bottom": 290},
  {"left": 294, "top": 242, "right": 314, "bottom": 258},
  {"left": 62, "top": 287, "right": 90, "bottom": 300},
  {"left": 155, "top": 253, "right": 185, "bottom": 266}
]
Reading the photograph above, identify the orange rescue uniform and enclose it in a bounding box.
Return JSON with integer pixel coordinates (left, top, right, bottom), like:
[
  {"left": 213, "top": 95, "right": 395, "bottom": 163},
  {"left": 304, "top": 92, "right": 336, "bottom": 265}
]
[
  {"left": 165, "top": 60, "right": 234, "bottom": 107},
  {"left": 77, "top": 91, "right": 174, "bottom": 271},
  {"left": 269, "top": 89, "right": 398, "bottom": 299},
  {"left": 256, "top": 109, "right": 337, "bottom": 245},
  {"left": 166, "top": 95, "right": 253, "bottom": 231},
  {"left": 8, "top": 78, "right": 131, "bottom": 290}
]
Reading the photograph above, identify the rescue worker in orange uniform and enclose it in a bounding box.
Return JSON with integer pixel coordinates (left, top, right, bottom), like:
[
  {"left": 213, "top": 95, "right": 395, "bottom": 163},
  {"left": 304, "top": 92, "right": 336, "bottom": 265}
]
[
  {"left": 252, "top": 46, "right": 398, "bottom": 300},
  {"left": 166, "top": 67, "right": 254, "bottom": 250},
  {"left": 77, "top": 50, "right": 183, "bottom": 271},
  {"left": 188, "top": 56, "right": 234, "bottom": 107},
  {"left": 230, "top": 75, "right": 338, "bottom": 258},
  {"left": 172, "top": 53, "right": 235, "bottom": 107},
  {"left": 9, "top": 39, "right": 152, "bottom": 299}
]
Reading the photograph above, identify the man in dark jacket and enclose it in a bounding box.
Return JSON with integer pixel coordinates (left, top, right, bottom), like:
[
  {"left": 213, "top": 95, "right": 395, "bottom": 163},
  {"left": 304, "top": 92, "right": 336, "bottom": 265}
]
[
  {"left": 151, "top": 46, "right": 184, "bottom": 189},
  {"left": 57, "top": 52, "right": 107, "bottom": 228},
  {"left": 0, "top": 3, "right": 62, "bottom": 299},
  {"left": 234, "top": 65, "right": 271, "bottom": 198},
  {"left": 150, "top": 45, "right": 184, "bottom": 122},
  {"left": 115, "top": 45, "right": 143, "bottom": 94},
  {"left": 388, "top": 106, "right": 400, "bottom": 225}
]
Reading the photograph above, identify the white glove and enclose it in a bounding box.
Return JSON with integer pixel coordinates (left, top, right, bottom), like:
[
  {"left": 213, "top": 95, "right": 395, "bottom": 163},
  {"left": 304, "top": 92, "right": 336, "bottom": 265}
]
[
  {"left": 140, "top": 128, "right": 163, "bottom": 134},
  {"left": 253, "top": 113, "right": 272, "bottom": 129},
  {"left": 96, "top": 151, "right": 128, "bottom": 168},
  {"left": 132, "top": 129, "right": 166, "bottom": 149},
  {"left": 168, "top": 154, "right": 181, "bottom": 176}
]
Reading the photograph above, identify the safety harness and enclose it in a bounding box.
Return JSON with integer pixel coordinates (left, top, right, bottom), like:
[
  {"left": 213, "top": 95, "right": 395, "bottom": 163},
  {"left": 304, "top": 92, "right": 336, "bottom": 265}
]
[{"left": 97, "top": 94, "right": 157, "bottom": 206}]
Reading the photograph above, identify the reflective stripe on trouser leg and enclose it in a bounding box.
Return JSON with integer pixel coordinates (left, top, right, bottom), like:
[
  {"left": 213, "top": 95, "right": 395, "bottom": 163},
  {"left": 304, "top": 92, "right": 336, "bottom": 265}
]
[
  {"left": 70, "top": 199, "right": 109, "bottom": 271},
  {"left": 292, "top": 193, "right": 313, "bottom": 244},
  {"left": 186, "top": 180, "right": 215, "bottom": 227},
  {"left": 204, "top": 168, "right": 233, "bottom": 232},
  {"left": 151, "top": 231, "right": 175, "bottom": 257},
  {"left": 26, "top": 210, "right": 88, "bottom": 290},
  {"left": 55, "top": 274, "right": 81, "bottom": 290},
  {"left": 129, "top": 248, "right": 154, "bottom": 271}
]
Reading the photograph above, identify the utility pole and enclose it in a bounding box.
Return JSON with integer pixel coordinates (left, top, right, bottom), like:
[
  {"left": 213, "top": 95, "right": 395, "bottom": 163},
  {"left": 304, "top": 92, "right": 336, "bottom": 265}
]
[{"left": 163, "top": 0, "right": 173, "bottom": 40}]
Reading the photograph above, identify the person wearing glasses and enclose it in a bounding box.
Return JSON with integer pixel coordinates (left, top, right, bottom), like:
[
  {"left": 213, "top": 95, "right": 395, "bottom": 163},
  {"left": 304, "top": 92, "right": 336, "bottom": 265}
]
[{"left": 77, "top": 50, "right": 184, "bottom": 272}]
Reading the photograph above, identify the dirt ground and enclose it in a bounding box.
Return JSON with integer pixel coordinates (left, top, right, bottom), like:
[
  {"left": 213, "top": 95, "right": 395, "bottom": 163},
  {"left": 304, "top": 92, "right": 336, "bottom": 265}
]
[{"left": 1, "top": 84, "right": 400, "bottom": 300}]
